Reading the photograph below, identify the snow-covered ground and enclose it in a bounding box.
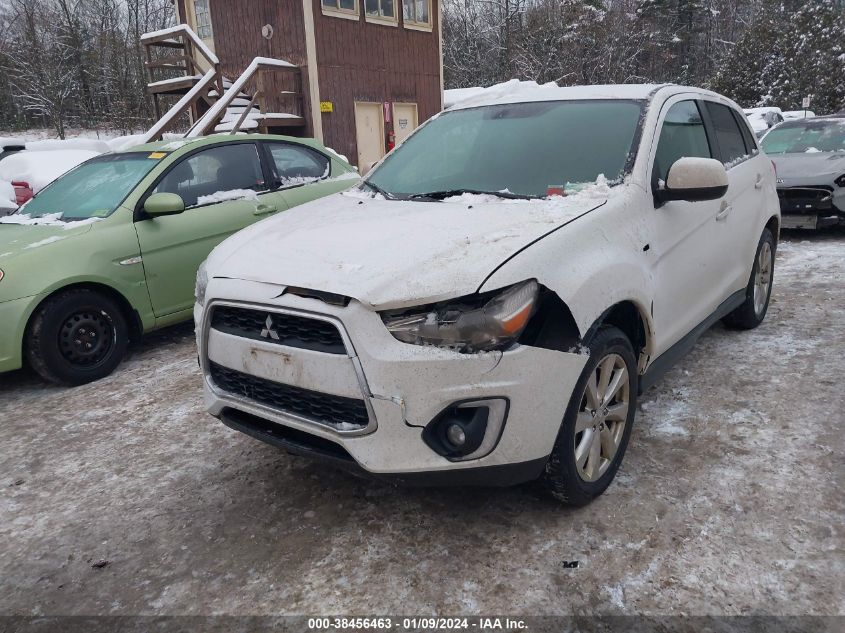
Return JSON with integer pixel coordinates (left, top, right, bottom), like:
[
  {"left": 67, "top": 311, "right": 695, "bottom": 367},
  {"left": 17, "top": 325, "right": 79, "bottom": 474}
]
[{"left": 0, "top": 230, "right": 842, "bottom": 616}]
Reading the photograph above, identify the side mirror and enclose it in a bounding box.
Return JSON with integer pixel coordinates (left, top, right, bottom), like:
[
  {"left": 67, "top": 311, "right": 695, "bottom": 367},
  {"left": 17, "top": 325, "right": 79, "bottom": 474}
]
[
  {"left": 144, "top": 192, "right": 185, "bottom": 217},
  {"left": 656, "top": 157, "right": 728, "bottom": 204}
]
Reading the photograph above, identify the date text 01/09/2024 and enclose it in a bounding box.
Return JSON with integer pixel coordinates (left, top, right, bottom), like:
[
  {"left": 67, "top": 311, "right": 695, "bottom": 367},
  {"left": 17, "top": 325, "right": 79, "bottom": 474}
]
[{"left": 307, "top": 617, "right": 528, "bottom": 630}]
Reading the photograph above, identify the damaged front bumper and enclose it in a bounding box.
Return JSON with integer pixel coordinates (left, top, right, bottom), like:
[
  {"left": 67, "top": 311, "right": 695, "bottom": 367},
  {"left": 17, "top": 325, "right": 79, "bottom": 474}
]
[
  {"left": 197, "top": 279, "right": 588, "bottom": 486},
  {"left": 777, "top": 186, "right": 845, "bottom": 229}
]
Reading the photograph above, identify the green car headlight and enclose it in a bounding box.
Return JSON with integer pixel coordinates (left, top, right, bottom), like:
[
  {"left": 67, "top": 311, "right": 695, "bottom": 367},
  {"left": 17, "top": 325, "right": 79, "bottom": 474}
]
[
  {"left": 381, "top": 280, "right": 539, "bottom": 353},
  {"left": 0, "top": 268, "right": 4, "bottom": 283},
  {"left": 195, "top": 260, "right": 208, "bottom": 306}
]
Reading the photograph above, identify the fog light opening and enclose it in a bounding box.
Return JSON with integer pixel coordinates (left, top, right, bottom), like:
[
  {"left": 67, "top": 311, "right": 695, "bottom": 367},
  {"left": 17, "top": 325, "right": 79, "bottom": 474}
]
[{"left": 423, "top": 398, "right": 509, "bottom": 462}]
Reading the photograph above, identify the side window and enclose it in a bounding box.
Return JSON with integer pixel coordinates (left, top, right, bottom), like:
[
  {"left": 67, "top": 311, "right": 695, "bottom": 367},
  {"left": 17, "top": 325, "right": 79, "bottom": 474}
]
[
  {"left": 654, "top": 100, "right": 712, "bottom": 185},
  {"left": 704, "top": 102, "right": 749, "bottom": 166},
  {"left": 153, "top": 144, "right": 265, "bottom": 208},
  {"left": 731, "top": 108, "right": 759, "bottom": 155},
  {"left": 267, "top": 143, "right": 330, "bottom": 187}
]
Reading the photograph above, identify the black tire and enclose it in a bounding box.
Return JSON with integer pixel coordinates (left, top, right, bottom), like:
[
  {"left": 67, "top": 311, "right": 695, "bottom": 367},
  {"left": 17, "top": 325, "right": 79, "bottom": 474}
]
[
  {"left": 541, "top": 326, "right": 638, "bottom": 506},
  {"left": 722, "top": 227, "right": 776, "bottom": 330},
  {"left": 26, "top": 289, "right": 129, "bottom": 385}
]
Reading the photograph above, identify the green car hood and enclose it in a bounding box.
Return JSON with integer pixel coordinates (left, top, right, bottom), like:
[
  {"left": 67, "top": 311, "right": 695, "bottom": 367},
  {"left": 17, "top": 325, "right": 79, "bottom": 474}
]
[{"left": 0, "top": 220, "right": 97, "bottom": 302}]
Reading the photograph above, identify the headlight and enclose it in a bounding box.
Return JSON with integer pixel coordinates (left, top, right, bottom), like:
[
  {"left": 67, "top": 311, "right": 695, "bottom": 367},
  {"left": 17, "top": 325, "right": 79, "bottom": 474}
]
[
  {"left": 382, "top": 280, "right": 539, "bottom": 353},
  {"left": 835, "top": 173, "right": 845, "bottom": 188},
  {"left": 0, "top": 269, "right": 4, "bottom": 283},
  {"left": 195, "top": 260, "right": 209, "bottom": 306}
]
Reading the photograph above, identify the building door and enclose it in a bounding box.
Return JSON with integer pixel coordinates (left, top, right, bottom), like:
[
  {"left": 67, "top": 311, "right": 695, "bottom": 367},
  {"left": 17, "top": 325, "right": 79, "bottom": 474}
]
[
  {"left": 392, "top": 103, "right": 419, "bottom": 145},
  {"left": 185, "top": 0, "right": 216, "bottom": 53},
  {"left": 354, "top": 102, "right": 385, "bottom": 173}
]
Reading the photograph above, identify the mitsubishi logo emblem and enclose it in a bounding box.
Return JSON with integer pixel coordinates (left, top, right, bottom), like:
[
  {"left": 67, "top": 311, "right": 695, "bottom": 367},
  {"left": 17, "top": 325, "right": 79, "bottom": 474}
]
[{"left": 260, "top": 315, "right": 280, "bottom": 340}]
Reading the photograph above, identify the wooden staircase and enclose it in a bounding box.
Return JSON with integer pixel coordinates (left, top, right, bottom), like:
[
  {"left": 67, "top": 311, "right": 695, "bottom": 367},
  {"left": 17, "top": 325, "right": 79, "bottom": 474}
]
[{"left": 141, "top": 25, "right": 307, "bottom": 142}]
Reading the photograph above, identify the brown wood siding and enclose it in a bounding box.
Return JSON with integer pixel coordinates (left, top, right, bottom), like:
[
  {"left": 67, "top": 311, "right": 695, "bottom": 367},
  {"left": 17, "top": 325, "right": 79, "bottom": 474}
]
[
  {"left": 208, "top": 0, "right": 312, "bottom": 132},
  {"left": 313, "top": 0, "right": 441, "bottom": 162},
  {"left": 203, "top": 1, "right": 443, "bottom": 159}
]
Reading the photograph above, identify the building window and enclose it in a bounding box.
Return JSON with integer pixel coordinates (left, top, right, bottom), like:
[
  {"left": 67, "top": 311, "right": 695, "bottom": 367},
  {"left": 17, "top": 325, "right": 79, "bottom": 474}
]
[
  {"left": 402, "top": 0, "right": 431, "bottom": 29},
  {"left": 193, "top": 0, "right": 213, "bottom": 40},
  {"left": 322, "top": 0, "right": 360, "bottom": 20},
  {"left": 365, "top": 0, "right": 397, "bottom": 24}
]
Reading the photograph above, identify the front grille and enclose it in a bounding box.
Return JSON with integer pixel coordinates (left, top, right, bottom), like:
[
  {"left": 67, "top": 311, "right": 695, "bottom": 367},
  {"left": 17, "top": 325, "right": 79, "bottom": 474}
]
[
  {"left": 211, "top": 306, "right": 346, "bottom": 354},
  {"left": 210, "top": 362, "right": 369, "bottom": 431},
  {"left": 777, "top": 187, "right": 834, "bottom": 214}
]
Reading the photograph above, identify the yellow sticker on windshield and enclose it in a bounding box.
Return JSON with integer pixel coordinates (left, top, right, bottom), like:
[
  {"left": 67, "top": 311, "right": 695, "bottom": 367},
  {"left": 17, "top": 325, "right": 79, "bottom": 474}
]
[{"left": 148, "top": 152, "right": 167, "bottom": 159}]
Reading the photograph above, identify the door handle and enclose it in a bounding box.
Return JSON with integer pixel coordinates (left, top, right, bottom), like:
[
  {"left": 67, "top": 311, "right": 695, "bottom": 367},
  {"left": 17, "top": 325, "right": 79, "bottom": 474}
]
[
  {"left": 253, "top": 204, "right": 277, "bottom": 216},
  {"left": 716, "top": 202, "right": 732, "bottom": 222},
  {"left": 754, "top": 174, "right": 764, "bottom": 189}
]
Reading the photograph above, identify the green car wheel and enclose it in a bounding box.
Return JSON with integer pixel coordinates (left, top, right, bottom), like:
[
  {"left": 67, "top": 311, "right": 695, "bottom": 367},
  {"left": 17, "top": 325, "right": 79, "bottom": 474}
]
[{"left": 26, "top": 288, "right": 129, "bottom": 385}]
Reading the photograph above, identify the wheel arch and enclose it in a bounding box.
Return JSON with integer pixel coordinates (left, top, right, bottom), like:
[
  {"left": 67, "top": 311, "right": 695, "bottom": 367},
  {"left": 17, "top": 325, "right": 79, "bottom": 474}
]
[
  {"left": 23, "top": 281, "right": 143, "bottom": 349},
  {"left": 522, "top": 289, "right": 653, "bottom": 374},
  {"left": 583, "top": 300, "right": 654, "bottom": 374},
  {"left": 765, "top": 215, "right": 780, "bottom": 240}
]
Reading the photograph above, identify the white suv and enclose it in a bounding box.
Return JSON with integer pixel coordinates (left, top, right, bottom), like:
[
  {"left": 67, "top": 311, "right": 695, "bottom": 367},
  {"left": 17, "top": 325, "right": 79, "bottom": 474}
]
[{"left": 195, "top": 83, "right": 779, "bottom": 505}]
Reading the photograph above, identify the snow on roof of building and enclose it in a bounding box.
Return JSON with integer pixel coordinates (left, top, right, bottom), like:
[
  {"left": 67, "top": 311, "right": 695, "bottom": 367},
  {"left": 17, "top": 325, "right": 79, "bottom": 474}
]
[{"left": 446, "top": 80, "right": 677, "bottom": 110}]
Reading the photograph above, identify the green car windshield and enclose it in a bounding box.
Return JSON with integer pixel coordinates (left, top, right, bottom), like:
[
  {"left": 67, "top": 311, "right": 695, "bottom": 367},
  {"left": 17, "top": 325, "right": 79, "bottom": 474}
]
[
  {"left": 366, "top": 99, "right": 644, "bottom": 199},
  {"left": 761, "top": 119, "right": 845, "bottom": 154},
  {"left": 21, "top": 152, "right": 162, "bottom": 220}
]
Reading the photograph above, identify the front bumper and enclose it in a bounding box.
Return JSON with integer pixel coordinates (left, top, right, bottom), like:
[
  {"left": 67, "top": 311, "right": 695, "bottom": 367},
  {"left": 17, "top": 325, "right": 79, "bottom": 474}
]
[
  {"left": 0, "top": 293, "right": 44, "bottom": 373},
  {"left": 777, "top": 186, "right": 845, "bottom": 228},
  {"left": 197, "top": 278, "right": 588, "bottom": 484}
]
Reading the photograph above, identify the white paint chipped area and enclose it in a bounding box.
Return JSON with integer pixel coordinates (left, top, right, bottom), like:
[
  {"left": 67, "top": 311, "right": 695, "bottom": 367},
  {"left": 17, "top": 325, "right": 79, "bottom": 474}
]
[{"left": 0, "top": 231, "right": 843, "bottom": 616}]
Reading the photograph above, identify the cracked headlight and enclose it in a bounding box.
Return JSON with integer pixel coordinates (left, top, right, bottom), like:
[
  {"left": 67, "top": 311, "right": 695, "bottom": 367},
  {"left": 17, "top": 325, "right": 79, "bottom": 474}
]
[
  {"left": 195, "top": 260, "right": 208, "bottom": 306},
  {"left": 382, "top": 280, "right": 539, "bottom": 353}
]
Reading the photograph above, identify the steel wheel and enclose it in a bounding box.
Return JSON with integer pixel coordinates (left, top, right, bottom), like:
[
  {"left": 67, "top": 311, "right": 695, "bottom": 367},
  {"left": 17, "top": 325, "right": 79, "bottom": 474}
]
[
  {"left": 574, "top": 353, "right": 629, "bottom": 482},
  {"left": 58, "top": 310, "right": 116, "bottom": 368},
  {"left": 753, "top": 241, "right": 773, "bottom": 317}
]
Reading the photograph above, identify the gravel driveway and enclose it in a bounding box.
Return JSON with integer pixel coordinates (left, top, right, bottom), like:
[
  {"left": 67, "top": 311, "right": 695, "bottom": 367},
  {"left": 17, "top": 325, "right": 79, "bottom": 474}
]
[{"left": 1, "top": 231, "right": 843, "bottom": 619}]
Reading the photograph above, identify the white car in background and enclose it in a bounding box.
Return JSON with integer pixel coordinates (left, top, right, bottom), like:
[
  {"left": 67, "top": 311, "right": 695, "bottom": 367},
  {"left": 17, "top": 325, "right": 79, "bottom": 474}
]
[
  {"left": 744, "top": 107, "right": 784, "bottom": 137},
  {"left": 196, "top": 83, "right": 779, "bottom": 505}
]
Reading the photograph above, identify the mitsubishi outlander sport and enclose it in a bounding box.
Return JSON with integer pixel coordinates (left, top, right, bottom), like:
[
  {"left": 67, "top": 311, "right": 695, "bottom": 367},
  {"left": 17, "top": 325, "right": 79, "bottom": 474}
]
[{"left": 195, "top": 83, "right": 779, "bottom": 505}]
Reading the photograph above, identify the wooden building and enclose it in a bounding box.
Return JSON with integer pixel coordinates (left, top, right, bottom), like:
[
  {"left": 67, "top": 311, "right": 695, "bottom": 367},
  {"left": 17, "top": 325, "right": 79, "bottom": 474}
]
[{"left": 163, "top": 0, "right": 443, "bottom": 169}]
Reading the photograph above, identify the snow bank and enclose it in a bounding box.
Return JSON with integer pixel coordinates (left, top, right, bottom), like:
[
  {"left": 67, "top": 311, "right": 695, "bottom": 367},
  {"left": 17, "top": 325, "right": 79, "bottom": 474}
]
[
  {"left": 443, "top": 87, "right": 486, "bottom": 108},
  {"left": 0, "top": 150, "right": 98, "bottom": 192},
  {"left": 0, "top": 179, "right": 15, "bottom": 204},
  {"left": 196, "top": 189, "right": 259, "bottom": 206},
  {"left": 26, "top": 138, "right": 110, "bottom": 153}
]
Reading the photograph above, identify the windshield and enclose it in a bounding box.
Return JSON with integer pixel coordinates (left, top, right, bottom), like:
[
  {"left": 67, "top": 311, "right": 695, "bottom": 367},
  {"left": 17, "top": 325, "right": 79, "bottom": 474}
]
[
  {"left": 761, "top": 119, "right": 845, "bottom": 154},
  {"left": 367, "top": 100, "right": 644, "bottom": 199},
  {"left": 20, "top": 152, "right": 161, "bottom": 220}
]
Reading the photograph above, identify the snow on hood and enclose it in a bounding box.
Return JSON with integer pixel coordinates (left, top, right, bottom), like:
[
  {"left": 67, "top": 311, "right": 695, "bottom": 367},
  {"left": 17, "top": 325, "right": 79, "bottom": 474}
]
[
  {"left": 208, "top": 184, "right": 612, "bottom": 309},
  {"left": 0, "top": 216, "right": 96, "bottom": 255},
  {"left": 770, "top": 152, "right": 845, "bottom": 179}
]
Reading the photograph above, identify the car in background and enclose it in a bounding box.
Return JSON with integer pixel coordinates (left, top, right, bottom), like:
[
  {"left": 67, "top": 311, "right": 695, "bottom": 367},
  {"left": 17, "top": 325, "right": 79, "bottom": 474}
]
[
  {"left": 745, "top": 107, "right": 784, "bottom": 138},
  {"left": 761, "top": 115, "right": 845, "bottom": 229},
  {"left": 0, "top": 148, "right": 101, "bottom": 205},
  {"left": 0, "top": 134, "right": 359, "bottom": 385},
  {"left": 0, "top": 137, "right": 26, "bottom": 162},
  {"left": 196, "top": 84, "right": 778, "bottom": 505},
  {"left": 0, "top": 179, "right": 17, "bottom": 217}
]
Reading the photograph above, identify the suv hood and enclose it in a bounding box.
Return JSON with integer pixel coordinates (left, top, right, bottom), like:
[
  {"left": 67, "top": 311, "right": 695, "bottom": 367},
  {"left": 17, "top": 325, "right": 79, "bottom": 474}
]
[
  {"left": 210, "top": 190, "right": 608, "bottom": 309},
  {"left": 772, "top": 152, "right": 845, "bottom": 180}
]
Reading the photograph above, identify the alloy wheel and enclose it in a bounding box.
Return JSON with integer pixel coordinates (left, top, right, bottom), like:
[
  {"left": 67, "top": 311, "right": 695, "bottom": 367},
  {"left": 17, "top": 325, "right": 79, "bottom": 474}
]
[
  {"left": 574, "top": 353, "right": 630, "bottom": 482},
  {"left": 753, "top": 241, "right": 773, "bottom": 317}
]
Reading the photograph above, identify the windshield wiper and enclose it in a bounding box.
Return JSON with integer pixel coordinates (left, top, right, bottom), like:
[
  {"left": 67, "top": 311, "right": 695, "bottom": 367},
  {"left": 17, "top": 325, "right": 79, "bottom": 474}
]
[
  {"left": 408, "top": 188, "right": 538, "bottom": 201},
  {"left": 361, "top": 180, "right": 397, "bottom": 200}
]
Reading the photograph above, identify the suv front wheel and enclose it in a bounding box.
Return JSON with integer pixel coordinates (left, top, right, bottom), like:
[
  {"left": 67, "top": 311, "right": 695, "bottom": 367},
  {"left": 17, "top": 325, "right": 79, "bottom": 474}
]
[
  {"left": 542, "top": 326, "right": 638, "bottom": 506},
  {"left": 26, "top": 288, "right": 129, "bottom": 385}
]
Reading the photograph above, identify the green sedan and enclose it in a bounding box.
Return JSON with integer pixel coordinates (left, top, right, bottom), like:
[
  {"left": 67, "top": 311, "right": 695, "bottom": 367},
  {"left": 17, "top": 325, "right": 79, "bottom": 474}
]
[{"left": 0, "top": 134, "right": 359, "bottom": 384}]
